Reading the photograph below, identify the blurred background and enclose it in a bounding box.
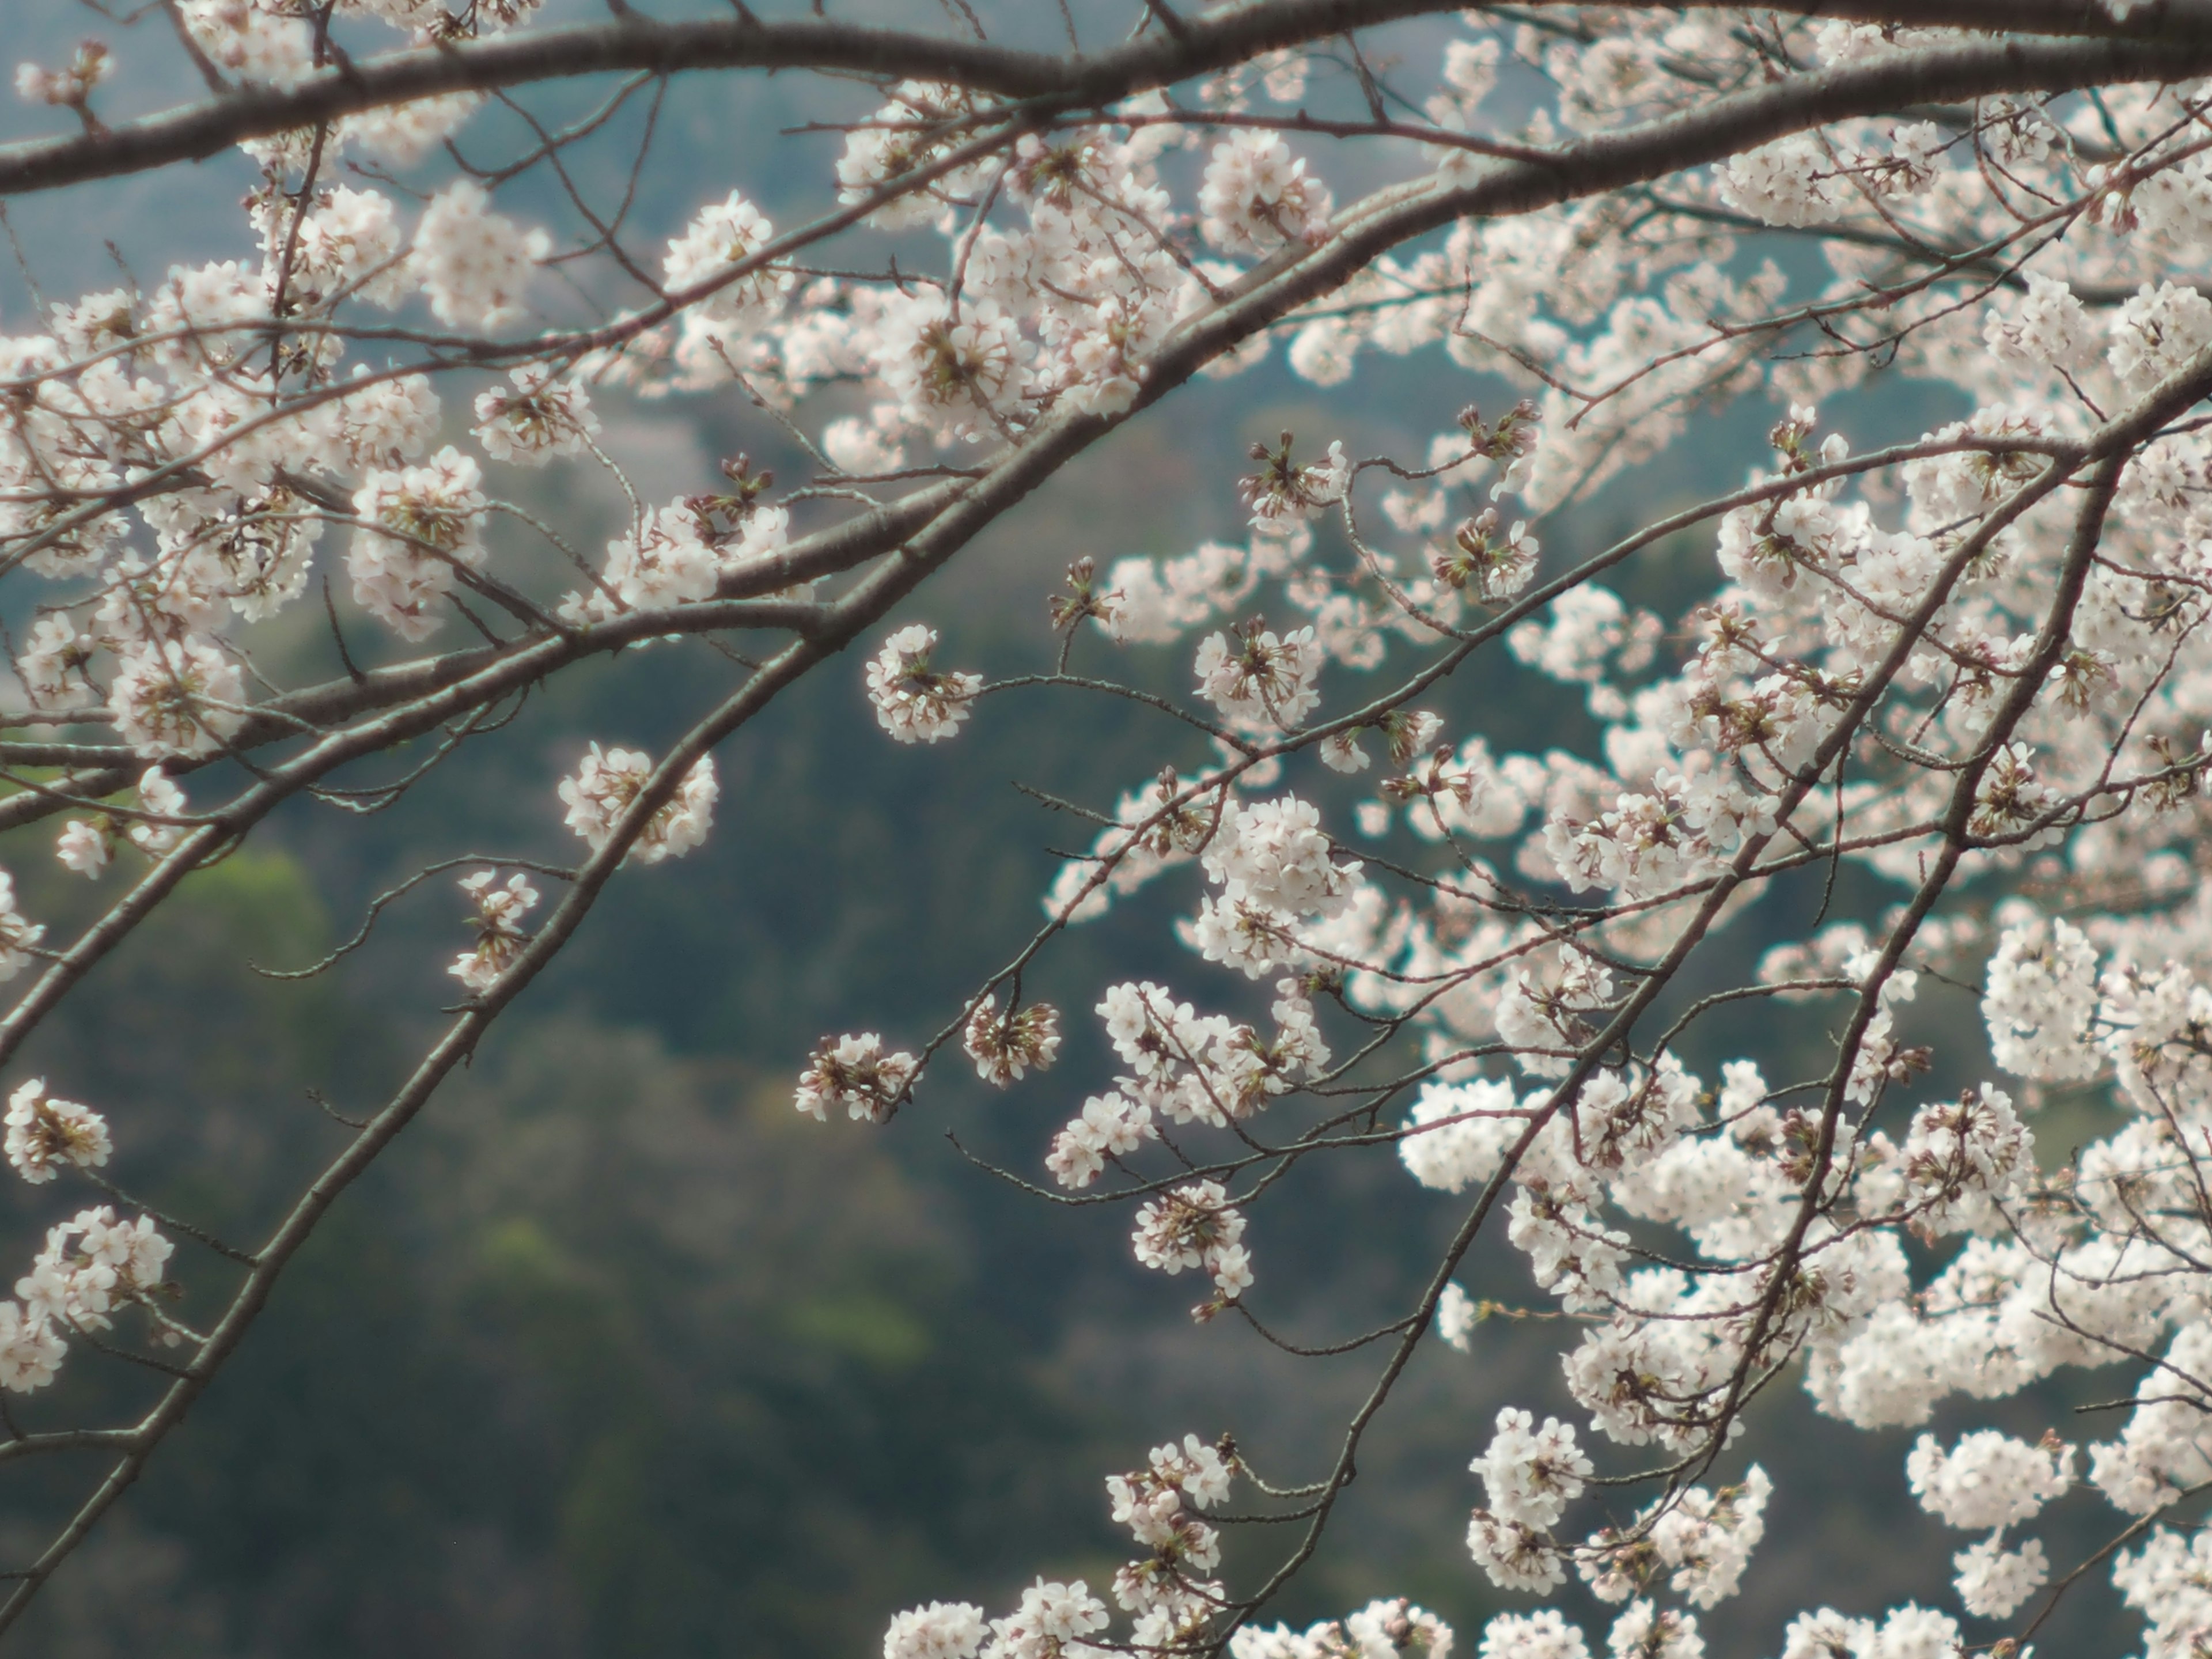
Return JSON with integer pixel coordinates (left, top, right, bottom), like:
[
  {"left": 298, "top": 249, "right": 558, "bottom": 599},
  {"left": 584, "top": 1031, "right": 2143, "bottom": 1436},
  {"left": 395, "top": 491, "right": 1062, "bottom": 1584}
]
[{"left": 0, "top": 5, "right": 2142, "bottom": 1654}]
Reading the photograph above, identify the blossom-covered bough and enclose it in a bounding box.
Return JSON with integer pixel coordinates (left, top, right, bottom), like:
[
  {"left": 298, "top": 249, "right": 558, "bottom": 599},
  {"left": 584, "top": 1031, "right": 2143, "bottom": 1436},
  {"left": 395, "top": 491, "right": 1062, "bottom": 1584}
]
[{"left": 10, "top": 0, "right": 2212, "bottom": 1652}]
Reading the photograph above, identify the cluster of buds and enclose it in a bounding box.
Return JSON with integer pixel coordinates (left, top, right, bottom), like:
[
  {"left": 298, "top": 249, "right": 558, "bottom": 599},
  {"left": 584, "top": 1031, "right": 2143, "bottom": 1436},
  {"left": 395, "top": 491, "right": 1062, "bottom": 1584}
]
[
  {"left": 1134, "top": 771, "right": 1228, "bottom": 860},
  {"left": 1380, "top": 743, "right": 1480, "bottom": 817},
  {"left": 1431, "top": 507, "right": 1539, "bottom": 602},
  {"left": 448, "top": 870, "right": 543, "bottom": 996},
  {"left": 1459, "top": 397, "right": 1542, "bottom": 463},
  {"left": 794, "top": 1032, "right": 919, "bottom": 1123},
  {"left": 2, "top": 1080, "right": 111, "bottom": 1185},
  {"left": 963, "top": 996, "right": 1063, "bottom": 1086},
  {"left": 683, "top": 454, "right": 777, "bottom": 547},
  {"left": 14, "top": 40, "right": 111, "bottom": 122},
  {"left": 1323, "top": 708, "right": 1444, "bottom": 775},
  {"left": 1048, "top": 556, "right": 1123, "bottom": 634},
  {"left": 1237, "top": 431, "right": 1350, "bottom": 535},
  {"left": 1769, "top": 402, "right": 1821, "bottom": 471}
]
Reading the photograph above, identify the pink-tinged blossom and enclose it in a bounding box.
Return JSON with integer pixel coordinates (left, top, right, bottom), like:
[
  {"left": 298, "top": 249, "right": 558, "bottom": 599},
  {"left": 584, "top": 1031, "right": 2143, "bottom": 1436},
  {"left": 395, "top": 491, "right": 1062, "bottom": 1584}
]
[
  {"left": 3, "top": 1080, "right": 110, "bottom": 1184},
  {"left": 108, "top": 635, "right": 245, "bottom": 757},
  {"left": 963, "top": 996, "right": 1060, "bottom": 1085},
  {"left": 0, "top": 873, "right": 44, "bottom": 982},
  {"left": 663, "top": 191, "right": 790, "bottom": 329},
  {"left": 449, "top": 870, "right": 541, "bottom": 995},
  {"left": 1046, "top": 1092, "right": 1155, "bottom": 1189},
  {"left": 1907, "top": 1430, "right": 2072, "bottom": 1531},
  {"left": 983, "top": 1578, "right": 1109, "bottom": 1659},
  {"left": 1194, "top": 622, "right": 1322, "bottom": 729},
  {"left": 55, "top": 819, "right": 107, "bottom": 878},
  {"left": 15, "top": 41, "right": 111, "bottom": 109},
  {"left": 1952, "top": 1535, "right": 2047, "bottom": 1619},
  {"left": 1471, "top": 1408, "right": 1592, "bottom": 1531},
  {"left": 1199, "top": 132, "right": 1334, "bottom": 257},
  {"left": 472, "top": 365, "right": 599, "bottom": 466},
  {"left": 0, "top": 1301, "right": 64, "bottom": 1393},
  {"left": 411, "top": 180, "right": 548, "bottom": 331},
  {"left": 1131, "top": 1180, "right": 1252, "bottom": 1303},
  {"left": 349, "top": 446, "right": 487, "bottom": 641},
  {"left": 882, "top": 1603, "right": 987, "bottom": 1659},
  {"left": 20, "top": 1207, "right": 172, "bottom": 1332},
  {"left": 794, "top": 1033, "right": 918, "bottom": 1123},
  {"left": 18, "top": 615, "right": 97, "bottom": 710},
  {"left": 867, "top": 624, "right": 981, "bottom": 744},
  {"left": 558, "top": 745, "right": 717, "bottom": 864},
  {"left": 1476, "top": 1608, "right": 1586, "bottom": 1659},
  {"left": 118, "top": 774, "right": 183, "bottom": 861}
]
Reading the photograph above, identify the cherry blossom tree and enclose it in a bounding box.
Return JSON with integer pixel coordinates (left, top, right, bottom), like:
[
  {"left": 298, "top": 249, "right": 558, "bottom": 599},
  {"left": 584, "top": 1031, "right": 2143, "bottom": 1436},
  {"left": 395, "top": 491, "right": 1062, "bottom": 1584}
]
[{"left": 8, "top": 1, "right": 2212, "bottom": 1654}]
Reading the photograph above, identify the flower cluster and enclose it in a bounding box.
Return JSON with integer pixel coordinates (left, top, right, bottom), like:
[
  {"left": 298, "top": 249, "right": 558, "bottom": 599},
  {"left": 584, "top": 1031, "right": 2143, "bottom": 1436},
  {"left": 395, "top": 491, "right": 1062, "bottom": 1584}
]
[
  {"left": 0, "top": 1066, "right": 179, "bottom": 1397},
  {"left": 961, "top": 996, "right": 1062, "bottom": 1086},
  {"left": 2, "top": 1080, "right": 110, "bottom": 1185},
  {"left": 1, "top": 1200, "right": 176, "bottom": 1394},
  {"left": 1905, "top": 1430, "right": 2073, "bottom": 1618},
  {"left": 558, "top": 744, "right": 718, "bottom": 865},
  {"left": 1191, "top": 794, "right": 1362, "bottom": 978},
  {"left": 1232, "top": 1599, "right": 1455, "bottom": 1659},
  {"left": 1069, "top": 977, "right": 1330, "bottom": 1158},
  {"left": 449, "top": 869, "right": 542, "bottom": 995},
  {"left": 1194, "top": 621, "right": 1324, "bottom": 731},
  {"left": 867, "top": 624, "right": 983, "bottom": 744},
  {"left": 1132, "top": 1180, "right": 1253, "bottom": 1306},
  {"left": 472, "top": 365, "right": 599, "bottom": 465},
  {"left": 57, "top": 768, "right": 188, "bottom": 878},
  {"left": 793, "top": 1032, "right": 918, "bottom": 1123},
  {"left": 1105, "top": 1434, "right": 1235, "bottom": 1626},
  {"left": 1465, "top": 1408, "right": 1593, "bottom": 1594},
  {"left": 349, "top": 446, "right": 489, "bottom": 641},
  {"left": 35, "top": 9, "right": 2212, "bottom": 1656},
  {"left": 1199, "top": 132, "right": 1335, "bottom": 257},
  {"left": 411, "top": 180, "right": 548, "bottom": 331}
]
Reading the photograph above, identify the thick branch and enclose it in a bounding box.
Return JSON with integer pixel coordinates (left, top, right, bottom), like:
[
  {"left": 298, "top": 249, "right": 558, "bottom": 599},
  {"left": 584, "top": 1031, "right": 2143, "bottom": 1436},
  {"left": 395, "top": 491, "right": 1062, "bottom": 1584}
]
[{"left": 6, "top": 1, "right": 2212, "bottom": 198}]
